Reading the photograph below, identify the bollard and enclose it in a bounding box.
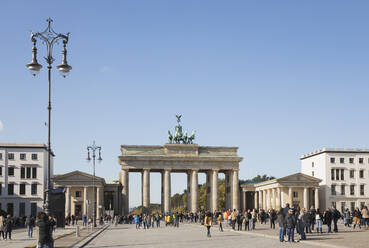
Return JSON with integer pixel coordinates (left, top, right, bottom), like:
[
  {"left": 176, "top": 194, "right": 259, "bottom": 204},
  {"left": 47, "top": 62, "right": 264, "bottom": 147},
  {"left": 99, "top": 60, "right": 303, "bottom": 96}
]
[{"left": 76, "top": 225, "right": 80, "bottom": 237}]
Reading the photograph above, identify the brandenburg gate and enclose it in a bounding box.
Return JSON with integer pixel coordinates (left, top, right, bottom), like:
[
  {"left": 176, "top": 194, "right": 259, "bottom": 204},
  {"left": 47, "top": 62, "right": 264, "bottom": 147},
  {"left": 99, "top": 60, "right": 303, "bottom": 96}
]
[{"left": 118, "top": 116, "right": 243, "bottom": 214}]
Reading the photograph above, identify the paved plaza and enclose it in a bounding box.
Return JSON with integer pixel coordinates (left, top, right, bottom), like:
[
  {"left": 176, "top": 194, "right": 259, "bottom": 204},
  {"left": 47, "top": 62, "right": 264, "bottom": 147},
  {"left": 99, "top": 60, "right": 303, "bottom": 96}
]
[{"left": 83, "top": 223, "right": 352, "bottom": 248}]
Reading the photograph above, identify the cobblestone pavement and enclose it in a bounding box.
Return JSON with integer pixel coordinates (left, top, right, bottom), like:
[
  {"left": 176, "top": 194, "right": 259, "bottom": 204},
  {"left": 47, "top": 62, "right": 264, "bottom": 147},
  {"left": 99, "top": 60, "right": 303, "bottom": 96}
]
[{"left": 85, "top": 223, "right": 322, "bottom": 248}]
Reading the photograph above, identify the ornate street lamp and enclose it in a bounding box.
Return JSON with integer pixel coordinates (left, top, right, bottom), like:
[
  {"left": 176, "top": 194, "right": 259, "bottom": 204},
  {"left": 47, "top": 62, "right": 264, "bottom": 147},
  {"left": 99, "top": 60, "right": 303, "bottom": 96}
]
[
  {"left": 87, "top": 141, "right": 102, "bottom": 227},
  {"left": 26, "top": 18, "right": 72, "bottom": 216}
]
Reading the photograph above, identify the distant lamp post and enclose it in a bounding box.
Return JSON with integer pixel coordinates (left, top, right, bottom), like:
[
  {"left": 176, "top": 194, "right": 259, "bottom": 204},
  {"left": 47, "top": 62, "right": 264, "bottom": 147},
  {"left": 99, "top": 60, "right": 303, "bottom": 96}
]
[
  {"left": 86, "top": 141, "right": 102, "bottom": 227},
  {"left": 26, "top": 18, "right": 72, "bottom": 215}
]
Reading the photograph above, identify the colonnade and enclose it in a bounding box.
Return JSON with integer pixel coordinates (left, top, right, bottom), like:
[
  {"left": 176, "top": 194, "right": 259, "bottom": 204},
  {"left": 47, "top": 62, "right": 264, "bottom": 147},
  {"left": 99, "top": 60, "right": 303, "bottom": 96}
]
[
  {"left": 65, "top": 186, "right": 103, "bottom": 218},
  {"left": 120, "top": 168, "right": 240, "bottom": 215},
  {"left": 252, "top": 186, "right": 320, "bottom": 210}
]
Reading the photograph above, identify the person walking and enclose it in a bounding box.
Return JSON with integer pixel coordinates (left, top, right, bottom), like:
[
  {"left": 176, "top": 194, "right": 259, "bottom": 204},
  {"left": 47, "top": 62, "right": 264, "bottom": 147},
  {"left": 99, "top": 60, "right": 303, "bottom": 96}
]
[
  {"left": 309, "top": 206, "right": 316, "bottom": 232},
  {"left": 285, "top": 209, "right": 296, "bottom": 242},
  {"left": 26, "top": 215, "right": 35, "bottom": 238},
  {"left": 277, "top": 209, "right": 286, "bottom": 242},
  {"left": 270, "top": 209, "right": 276, "bottom": 229},
  {"left": 204, "top": 211, "right": 212, "bottom": 237},
  {"left": 361, "top": 206, "right": 369, "bottom": 230},
  {"left": 297, "top": 208, "right": 307, "bottom": 241},
  {"left": 217, "top": 213, "right": 223, "bottom": 232},
  {"left": 315, "top": 209, "right": 323, "bottom": 233},
  {"left": 353, "top": 207, "right": 361, "bottom": 229},
  {"left": 4, "top": 215, "right": 13, "bottom": 240},
  {"left": 82, "top": 215, "right": 87, "bottom": 227},
  {"left": 332, "top": 206, "right": 341, "bottom": 232},
  {"left": 344, "top": 209, "right": 351, "bottom": 227},
  {"left": 134, "top": 215, "right": 140, "bottom": 229},
  {"left": 324, "top": 209, "right": 333, "bottom": 233},
  {"left": 36, "top": 212, "right": 53, "bottom": 248},
  {"left": 0, "top": 215, "right": 4, "bottom": 240},
  {"left": 231, "top": 209, "right": 237, "bottom": 230},
  {"left": 251, "top": 209, "right": 257, "bottom": 230}
]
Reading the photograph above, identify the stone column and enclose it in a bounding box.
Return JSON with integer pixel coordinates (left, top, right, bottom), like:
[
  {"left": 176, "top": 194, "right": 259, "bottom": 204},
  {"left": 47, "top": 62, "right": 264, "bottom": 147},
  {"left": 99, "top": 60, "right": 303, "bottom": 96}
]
[
  {"left": 83, "top": 186, "right": 88, "bottom": 215},
  {"left": 258, "top": 190, "right": 263, "bottom": 209},
  {"left": 211, "top": 170, "right": 218, "bottom": 212},
  {"left": 232, "top": 169, "right": 239, "bottom": 210},
  {"left": 65, "top": 187, "right": 71, "bottom": 217},
  {"left": 206, "top": 171, "right": 212, "bottom": 211},
  {"left": 142, "top": 169, "right": 150, "bottom": 210},
  {"left": 272, "top": 188, "right": 276, "bottom": 210},
  {"left": 276, "top": 187, "right": 281, "bottom": 210},
  {"left": 190, "top": 169, "right": 198, "bottom": 213},
  {"left": 288, "top": 187, "right": 293, "bottom": 206},
  {"left": 187, "top": 171, "right": 191, "bottom": 212},
  {"left": 267, "top": 189, "right": 271, "bottom": 210},
  {"left": 163, "top": 169, "right": 171, "bottom": 213},
  {"left": 303, "top": 187, "right": 309, "bottom": 209},
  {"left": 120, "top": 169, "right": 129, "bottom": 215},
  {"left": 96, "top": 187, "right": 101, "bottom": 219},
  {"left": 254, "top": 191, "right": 258, "bottom": 210},
  {"left": 225, "top": 171, "right": 232, "bottom": 210},
  {"left": 262, "top": 190, "right": 266, "bottom": 209},
  {"left": 161, "top": 171, "right": 164, "bottom": 213},
  {"left": 314, "top": 187, "right": 319, "bottom": 209}
]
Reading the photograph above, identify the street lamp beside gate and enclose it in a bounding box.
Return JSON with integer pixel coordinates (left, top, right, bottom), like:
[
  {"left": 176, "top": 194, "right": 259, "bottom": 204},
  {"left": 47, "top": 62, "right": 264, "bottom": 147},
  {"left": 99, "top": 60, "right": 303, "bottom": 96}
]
[{"left": 26, "top": 18, "right": 72, "bottom": 215}]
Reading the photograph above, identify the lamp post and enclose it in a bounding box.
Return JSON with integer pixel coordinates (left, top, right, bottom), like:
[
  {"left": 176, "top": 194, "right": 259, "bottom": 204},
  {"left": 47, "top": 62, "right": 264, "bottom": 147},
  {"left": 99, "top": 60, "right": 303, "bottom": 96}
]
[
  {"left": 26, "top": 18, "right": 72, "bottom": 216},
  {"left": 86, "top": 141, "right": 102, "bottom": 227}
]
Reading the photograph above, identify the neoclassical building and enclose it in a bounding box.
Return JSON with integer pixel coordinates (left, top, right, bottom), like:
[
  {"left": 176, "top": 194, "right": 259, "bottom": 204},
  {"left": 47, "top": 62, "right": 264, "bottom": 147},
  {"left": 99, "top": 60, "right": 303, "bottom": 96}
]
[
  {"left": 53, "top": 171, "right": 122, "bottom": 219},
  {"left": 240, "top": 173, "right": 322, "bottom": 211}
]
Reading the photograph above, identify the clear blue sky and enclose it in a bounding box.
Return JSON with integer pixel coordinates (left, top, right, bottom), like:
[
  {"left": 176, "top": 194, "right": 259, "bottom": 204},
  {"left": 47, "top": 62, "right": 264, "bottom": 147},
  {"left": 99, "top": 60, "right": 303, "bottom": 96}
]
[{"left": 1, "top": 1, "right": 369, "bottom": 208}]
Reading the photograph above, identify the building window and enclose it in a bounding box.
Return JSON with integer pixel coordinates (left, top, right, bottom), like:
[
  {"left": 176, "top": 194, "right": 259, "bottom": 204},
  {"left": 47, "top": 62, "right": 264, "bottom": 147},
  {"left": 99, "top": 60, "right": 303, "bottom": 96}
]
[
  {"left": 312, "top": 171, "right": 315, "bottom": 177},
  {"left": 350, "top": 170, "right": 355, "bottom": 179},
  {"left": 32, "top": 168, "right": 37, "bottom": 179},
  {"left": 20, "top": 183, "right": 26, "bottom": 195},
  {"left": 8, "top": 167, "right": 14, "bottom": 176},
  {"left": 349, "top": 158, "right": 354, "bottom": 164},
  {"left": 360, "top": 185, "right": 364, "bottom": 196},
  {"left": 19, "top": 202, "right": 25, "bottom": 217},
  {"left": 31, "top": 203, "right": 37, "bottom": 217},
  {"left": 293, "top": 192, "right": 298, "bottom": 198},
  {"left": 312, "top": 162, "right": 314, "bottom": 167},
  {"left": 21, "top": 167, "right": 25, "bottom": 179},
  {"left": 359, "top": 158, "right": 364, "bottom": 164},
  {"left": 8, "top": 153, "right": 14, "bottom": 160},
  {"left": 75, "top": 191, "right": 82, "bottom": 198},
  {"left": 331, "top": 169, "right": 335, "bottom": 180},
  {"left": 0, "top": 153, "right": 2, "bottom": 160},
  {"left": 350, "top": 202, "right": 355, "bottom": 211},
  {"left": 341, "top": 202, "right": 346, "bottom": 213},
  {"left": 360, "top": 202, "right": 365, "bottom": 209},
  {"left": 336, "top": 169, "right": 340, "bottom": 180},
  {"left": 31, "top": 154, "right": 38, "bottom": 160},
  {"left": 20, "top": 153, "right": 26, "bottom": 160},
  {"left": 331, "top": 185, "right": 336, "bottom": 195},
  {"left": 341, "top": 169, "right": 344, "bottom": 180},
  {"left": 31, "top": 183, "right": 37, "bottom": 195},
  {"left": 340, "top": 158, "right": 344, "bottom": 163},
  {"left": 359, "top": 170, "right": 364, "bottom": 179},
  {"left": 0, "top": 183, "right": 2, "bottom": 195},
  {"left": 8, "top": 183, "right": 14, "bottom": 195},
  {"left": 26, "top": 167, "right": 31, "bottom": 179},
  {"left": 0, "top": 167, "right": 2, "bottom": 176},
  {"left": 341, "top": 185, "right": 345, "bottom": 195},
  {"left": 332, "top": 202, "right": 336, "bottom": 208},
  {"left": 7, "top": 203, "right": 14, "bottom": 217},
  {"left": 350, "top": 185, "right": 355, "bottom": 196},
  {"left": 330, "top": 157, "right": 335, "bottom": 163}
]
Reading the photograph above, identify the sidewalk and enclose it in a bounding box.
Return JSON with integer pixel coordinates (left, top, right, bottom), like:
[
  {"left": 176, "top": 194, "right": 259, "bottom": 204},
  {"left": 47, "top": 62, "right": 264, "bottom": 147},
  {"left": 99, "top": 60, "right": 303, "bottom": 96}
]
[{"left": 218, "top": 221, "right": 369, "bottom": 248}]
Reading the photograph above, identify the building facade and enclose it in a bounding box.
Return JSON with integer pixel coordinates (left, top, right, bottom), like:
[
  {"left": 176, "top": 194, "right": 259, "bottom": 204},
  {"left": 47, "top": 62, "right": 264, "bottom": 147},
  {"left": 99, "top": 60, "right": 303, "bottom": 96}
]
[
  {"left": 301, "top": 148, "right": 369, "bottom": 212},
  {"left": 53, "top": 170, "right": 122, "bottom": 219},
  {"left": 240, "top": 173, "right": 321, "bottom": 211},
  {"left": 0, "top": 143, "right": 53, "bottom": 217}
]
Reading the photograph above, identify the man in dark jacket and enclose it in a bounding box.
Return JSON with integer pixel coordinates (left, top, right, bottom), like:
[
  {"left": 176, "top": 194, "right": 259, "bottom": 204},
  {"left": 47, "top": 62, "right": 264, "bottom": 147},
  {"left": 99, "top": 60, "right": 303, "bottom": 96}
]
[
  {"left": 324, "top": 209, "right": 333, "bottom": 233},
  {"left": 36, "top": 212, "right": 53, "bottom": 248},
  {"left": 26, "top": 215, "right": 35, "bottom": 238},
  {"left": 331, "top": 206, "right": 341, "bottom": 232},
  {"left": 285, "top": 209, "right": 296, "bottom": 242},
  {"left": 4, "top": 215, "right": 13, "bottom": 240},
  {"left": 277, "top": 210, "right": 286, "bottom": 242}
]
